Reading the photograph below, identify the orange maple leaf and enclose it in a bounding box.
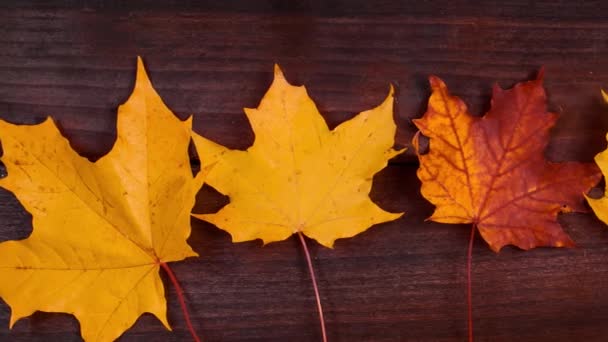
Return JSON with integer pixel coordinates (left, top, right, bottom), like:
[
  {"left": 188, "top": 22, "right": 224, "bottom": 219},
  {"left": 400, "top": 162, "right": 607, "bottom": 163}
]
[
  {"left": 413, "top": 72, "right": 602, "bottom": 342},
  {"left": 413, "top": 73, "right": 601, "bottom": 252}
]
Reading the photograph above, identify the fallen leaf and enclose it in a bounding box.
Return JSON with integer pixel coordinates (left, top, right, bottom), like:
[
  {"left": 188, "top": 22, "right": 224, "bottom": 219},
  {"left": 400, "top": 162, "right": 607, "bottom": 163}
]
[
  {"left": 586, "top": 90, "right": 608, "bottom": 225},
  {"left": 413, "top": 73, "right": 601, "bottom": 252},
  {"left": 192, "top": 65, "right": 404, "bottom": 247},
  {"left": 0, "top": 57, "right": 204, "bottom": 341}
]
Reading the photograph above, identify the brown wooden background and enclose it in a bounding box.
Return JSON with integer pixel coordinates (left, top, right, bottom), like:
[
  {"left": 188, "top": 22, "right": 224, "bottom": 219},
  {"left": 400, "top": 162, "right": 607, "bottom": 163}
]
[{"left": 1, "top": 1, "right": 608, "bottom": 341}]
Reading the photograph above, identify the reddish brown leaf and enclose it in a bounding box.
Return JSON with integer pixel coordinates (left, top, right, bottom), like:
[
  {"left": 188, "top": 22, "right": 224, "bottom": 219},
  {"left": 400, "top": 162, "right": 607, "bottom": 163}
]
[{"left": 413, "top": 73, "right": 601, "bottom": 252}]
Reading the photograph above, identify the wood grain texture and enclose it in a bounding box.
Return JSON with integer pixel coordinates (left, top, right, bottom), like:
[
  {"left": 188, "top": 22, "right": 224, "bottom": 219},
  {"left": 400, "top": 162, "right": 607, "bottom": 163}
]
[{"left": 1, "top": 1, "right": 608, "bottom": 341}]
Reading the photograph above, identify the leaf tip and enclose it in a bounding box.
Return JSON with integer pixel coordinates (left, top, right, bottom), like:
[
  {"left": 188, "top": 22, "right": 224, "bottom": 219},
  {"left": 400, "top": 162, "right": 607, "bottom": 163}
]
[
  {"left": 376, "top": 84, "right": 396, "bottom": 111},
  {"left": 388, "top": 84, "right": 395, "bottom": 97},
  {"left": 8, "top": 312, "right": 20, "bottom": 329},
  {"left": 601, "top": 89, "right": 608, "bottom": 103},
  {"left": 135, "top": 56, "right": 152, "bottom": 86},
  {"left": 273, "top": 63, "right": 286, "bottom": 80},
  {"left": 150, "top": 308, "right": 172, "bottom": 332},
  {"left": 184, "top": 114, "right": 193, "bottom": 125},
  {"left": 392, "top": 147, "right": 407, "bottom": 158},
  {"left": 536, "top": 66, "right": 545, "bottom": 81},
  {"left": 555, "top": 239, "right": 576, "bottom": 248},
  {"left": 317, "top": 238, "right": 335, "bottom": 249},
  {"left": 428, "top": 75, "right": 446, "bottom": 91},
  {"left": 489, "top": 244, "right": 502, "bottom": 253}
]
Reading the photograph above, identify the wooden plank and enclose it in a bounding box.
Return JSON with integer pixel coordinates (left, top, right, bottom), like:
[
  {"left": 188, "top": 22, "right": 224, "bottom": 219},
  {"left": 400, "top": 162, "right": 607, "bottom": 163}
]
[
  {"left": 1, "top": 5, "right": 607, "bottom": 163},
  {"left": 1, "top": 2, "right": 608, "bottom": 341}
]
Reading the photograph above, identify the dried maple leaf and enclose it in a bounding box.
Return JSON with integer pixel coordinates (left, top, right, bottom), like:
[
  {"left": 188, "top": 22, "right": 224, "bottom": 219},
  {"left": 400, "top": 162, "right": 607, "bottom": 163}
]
[
  {"left": 0, "top": 58, "right": 205, "bottom": 341},
  {"left": 191, "top": 65, "right": 403, "bottom": 341},
  {"left": 587, "top": 90, "right": 608, "bottom": 224},
  {"left": 192, "top": 65, "right": 404, "bottom": 248},
  {"left": 413, "top": 74, "right": 601, "bottom": 252}
]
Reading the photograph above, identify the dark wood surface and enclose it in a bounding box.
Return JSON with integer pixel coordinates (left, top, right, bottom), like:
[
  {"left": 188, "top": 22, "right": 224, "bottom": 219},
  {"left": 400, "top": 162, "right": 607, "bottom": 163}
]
[{"left": 1, "top": 1, "right": 608, "bottom": 341}]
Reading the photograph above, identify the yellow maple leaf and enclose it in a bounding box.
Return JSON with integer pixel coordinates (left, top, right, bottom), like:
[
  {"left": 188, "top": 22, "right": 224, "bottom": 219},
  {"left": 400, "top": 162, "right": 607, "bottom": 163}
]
[
  {"left": 192, "top": 65, "right": 404, "bottom": 247},
  {"left": 0, "top": 57, "right": 204, "bottom": 341},
  {"left": 587, "top": 90, "right": 608, "bottom": 224}
]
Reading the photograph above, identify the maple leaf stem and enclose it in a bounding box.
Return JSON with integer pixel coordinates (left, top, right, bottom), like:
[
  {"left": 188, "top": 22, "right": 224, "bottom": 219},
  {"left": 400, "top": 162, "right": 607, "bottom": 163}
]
[
  {"left": 160, "top": 262, "right": 202, "bottom": 342},
  {"left": 297, "top": 231, "right": 328, "bottom": 342},
  {"left": 467, "top": 224, "right": 476, "bottom": 342}
]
